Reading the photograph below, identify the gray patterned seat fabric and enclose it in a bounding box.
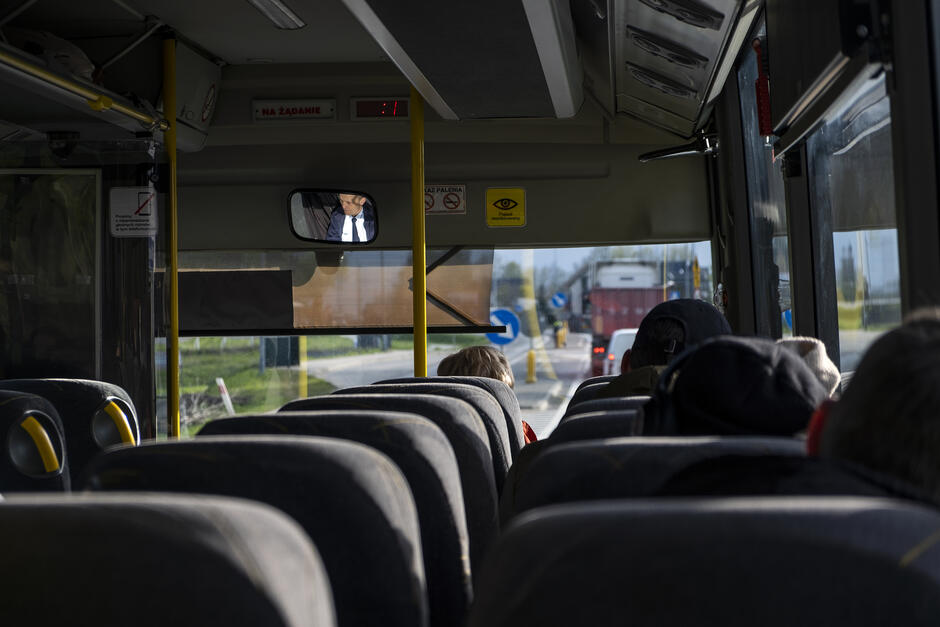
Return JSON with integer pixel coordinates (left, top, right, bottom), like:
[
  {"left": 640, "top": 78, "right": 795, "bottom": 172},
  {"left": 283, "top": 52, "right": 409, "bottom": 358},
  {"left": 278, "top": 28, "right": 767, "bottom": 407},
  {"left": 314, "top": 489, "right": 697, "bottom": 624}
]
[
  {"left": 549, "top": 410, "right": 641, "bottom": 443},
  {"left": 508, "top": 436, "right": 804, "bottom": 520},
  {"left": 0, "top": 378, "right": 139, "bottom": 482},
  {"left": 574, "top": 375, "right": 618, "bottom": 392},
  {"left": 0, "top": 493, "right": 336, "bottom": 626},
  {"left": 562, "top": 382, "right": 607, "bottom": 412},
  {"left": 378, "top": 376, "right": 525, "bottom": 459},
  {"left": 281, "top": 394, "right": 497, "bottom": 577},
  {"left": 81, "top": 436, "right": 427, "bottom": 627},
  {"left": 561, "top": 396, "right": 649, "bottom": 420},
  {"left": 0, "top": 389, "right": 69, "bottom": 492},
  {"left": 336, "top": 383, "right": 512, "bottom": 492},
  {"left": 199, "top": 410, "right": 471, "bottom": 627},
  {"left": 471, "top": 497, "right": 940, "bottom": 626}
]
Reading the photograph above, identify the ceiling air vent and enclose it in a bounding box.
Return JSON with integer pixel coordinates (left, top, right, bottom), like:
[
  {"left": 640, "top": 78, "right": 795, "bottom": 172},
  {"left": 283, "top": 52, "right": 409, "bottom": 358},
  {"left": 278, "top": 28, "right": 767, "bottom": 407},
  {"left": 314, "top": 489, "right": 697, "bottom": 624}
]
[
  {"left": 638, "top": 0, "right": 725, "bottom": 31},
  {"left": 627, "top": 26, "right": 708, "bottom": 69},
  {"left": 627, "top": 63, "right": 697, "bottom": 99}
]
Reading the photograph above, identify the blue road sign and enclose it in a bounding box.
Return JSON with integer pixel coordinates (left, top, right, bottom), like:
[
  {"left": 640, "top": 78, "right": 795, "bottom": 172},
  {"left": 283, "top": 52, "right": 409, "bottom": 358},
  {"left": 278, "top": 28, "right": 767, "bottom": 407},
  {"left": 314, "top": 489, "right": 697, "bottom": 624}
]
[
  {"left": 551, "top": 291, "right": 568, "bottom": 308},
  {"left": 486, "top": 308, "right": 521, "bottom": 345}
]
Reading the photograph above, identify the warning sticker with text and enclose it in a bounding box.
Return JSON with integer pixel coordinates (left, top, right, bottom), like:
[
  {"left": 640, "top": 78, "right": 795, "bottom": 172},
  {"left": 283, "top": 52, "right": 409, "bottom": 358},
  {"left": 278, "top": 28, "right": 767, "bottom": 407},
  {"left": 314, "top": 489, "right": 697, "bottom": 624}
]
[
  {"left": 485, "top": 187, "right": 526, "bottom": 227},
  {"left": 425, "top": 184, "right": 466, "bottom": 215},
  {"left": 110, "top": 186, "right": 157, "bottom": 238}
]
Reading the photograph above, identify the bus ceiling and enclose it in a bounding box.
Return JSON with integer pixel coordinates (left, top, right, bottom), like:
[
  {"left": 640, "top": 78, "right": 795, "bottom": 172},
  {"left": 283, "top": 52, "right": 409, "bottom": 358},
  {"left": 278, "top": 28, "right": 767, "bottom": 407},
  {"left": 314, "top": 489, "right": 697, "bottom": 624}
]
[{"left": 0, "top": 0, "right": 762, "bottom": 142}]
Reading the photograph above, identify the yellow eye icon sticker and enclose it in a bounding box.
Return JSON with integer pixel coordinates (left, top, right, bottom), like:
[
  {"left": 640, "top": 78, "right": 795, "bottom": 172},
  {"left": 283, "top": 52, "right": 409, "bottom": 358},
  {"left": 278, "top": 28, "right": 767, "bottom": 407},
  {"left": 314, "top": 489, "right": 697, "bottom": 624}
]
[{"left": 486, "top": 188, "right": 526, "bottom": 227}]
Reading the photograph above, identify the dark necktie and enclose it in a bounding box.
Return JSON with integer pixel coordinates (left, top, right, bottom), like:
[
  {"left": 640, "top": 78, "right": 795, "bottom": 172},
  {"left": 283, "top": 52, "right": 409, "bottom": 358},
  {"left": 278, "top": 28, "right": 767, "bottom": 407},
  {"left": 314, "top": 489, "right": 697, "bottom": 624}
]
[{"left": 351, "top": 216, "right": 360, "bottom": 242}]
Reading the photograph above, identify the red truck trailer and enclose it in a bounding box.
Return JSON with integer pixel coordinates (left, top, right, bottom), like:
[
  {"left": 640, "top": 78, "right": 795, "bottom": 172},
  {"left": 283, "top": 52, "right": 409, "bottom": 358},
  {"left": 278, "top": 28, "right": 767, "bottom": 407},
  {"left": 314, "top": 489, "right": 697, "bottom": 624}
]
[{"left": 588, "top": 262, "right": 664, "bottom": 376}]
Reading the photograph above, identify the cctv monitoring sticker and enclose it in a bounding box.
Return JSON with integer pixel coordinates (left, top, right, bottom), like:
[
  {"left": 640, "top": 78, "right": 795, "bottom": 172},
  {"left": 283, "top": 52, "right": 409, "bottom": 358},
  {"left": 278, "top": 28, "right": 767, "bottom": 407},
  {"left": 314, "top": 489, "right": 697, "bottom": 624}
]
[{"left": 486, "top": 188, "right": 526, "bottom": 227}]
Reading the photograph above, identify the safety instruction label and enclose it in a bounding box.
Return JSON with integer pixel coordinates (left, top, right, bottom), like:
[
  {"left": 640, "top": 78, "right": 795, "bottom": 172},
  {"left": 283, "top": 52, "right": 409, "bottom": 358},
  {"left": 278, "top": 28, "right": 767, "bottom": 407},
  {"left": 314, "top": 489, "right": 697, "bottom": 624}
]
[
  {"left": 425, "top": 184, "right": 466, "bottom": 215},
  {"left": 110, "top": 186, "right": 157, "bottom": 237},
  {"left": 485, "top": 188, "right": 526, "bottom": 227}
]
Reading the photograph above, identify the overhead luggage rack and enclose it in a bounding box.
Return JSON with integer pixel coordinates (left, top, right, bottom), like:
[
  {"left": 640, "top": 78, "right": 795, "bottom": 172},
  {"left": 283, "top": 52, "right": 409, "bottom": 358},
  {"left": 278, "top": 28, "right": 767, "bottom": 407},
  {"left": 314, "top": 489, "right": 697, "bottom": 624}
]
[{"left": 0, "top": 41, "right": 167, "bottom": 139}]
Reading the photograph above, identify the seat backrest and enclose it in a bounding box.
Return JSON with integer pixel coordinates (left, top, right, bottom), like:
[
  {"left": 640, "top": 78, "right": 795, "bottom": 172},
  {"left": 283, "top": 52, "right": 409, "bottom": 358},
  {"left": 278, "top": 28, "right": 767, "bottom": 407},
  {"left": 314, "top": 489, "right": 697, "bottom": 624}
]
[
  {"left": 0, "top": 390, "right": 69, "bottom": 491},
  {"left": 378, "top": 376, "right": 525, "bottom": 458},
  {"left": 470, "top": 497, "right": 940, "bottom": 626},
  {"left": 509, "top": 436, "right": 804, "bottom": 520},
  {"left": 0, "top": 493, "right": 336, "bottom": 627},
  {"left": 563, "top": 382, "right": 607, "bottom": 412},
  {"left": 0, "top": 378, "right": 138, "bottom": 481},
  {"left": 199, "top": 410, "right": 471, "bottom": 627},
  {"left": 499, "top": 410, "right": 639, "bottom": 525},
  {"left": 561, "top": 395, "right": 650, "bottom": 420},
  {"left": 335, "top": 383, "right": 512, "bottom": 489},
  {"left": 82, "top": 436, "right": 427, "bottom": 627},
  {"left": 574, "top": 375, "right": 617, "bottom": 393},
  {"left": 280, "top": 394, "right": 497, "bottom": 577}
]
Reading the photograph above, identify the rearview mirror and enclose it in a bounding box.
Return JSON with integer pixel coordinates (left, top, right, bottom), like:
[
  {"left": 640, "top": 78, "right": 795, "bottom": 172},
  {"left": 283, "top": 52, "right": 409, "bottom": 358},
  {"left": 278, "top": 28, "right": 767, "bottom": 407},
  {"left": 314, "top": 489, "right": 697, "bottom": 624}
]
[{"left": 289, "top": 189, "right": 378, "bottom": 244}]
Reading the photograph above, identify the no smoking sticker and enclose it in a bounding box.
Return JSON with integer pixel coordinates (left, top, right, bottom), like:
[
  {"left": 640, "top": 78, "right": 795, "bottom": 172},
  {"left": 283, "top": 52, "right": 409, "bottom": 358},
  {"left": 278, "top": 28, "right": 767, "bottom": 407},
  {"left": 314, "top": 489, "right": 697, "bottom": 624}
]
[{"left": 425, "top": 184, "right": 466, "bottom": 215}]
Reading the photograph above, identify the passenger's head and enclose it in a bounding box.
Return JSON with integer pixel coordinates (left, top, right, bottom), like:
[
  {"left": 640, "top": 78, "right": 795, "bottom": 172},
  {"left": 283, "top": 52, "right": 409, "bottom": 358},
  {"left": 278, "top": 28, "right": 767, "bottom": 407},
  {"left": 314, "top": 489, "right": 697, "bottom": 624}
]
[
  {"left": 819, "top": 310, "right": 940, "bottom": 501},
  {"left": 437, "top": 345, "right": 515, "bottom": 389},
  {"left": 630, "top": 299, "right": 732, "bottom": 368},
  {"left": 776, "top": 336, "right": 841, "bottom": 398},
  {"left": 338, "top": 193, "right": 366, "bottom": 216},
  {"left": 643, "top": 335, "right": 828, "bottom": 436}
]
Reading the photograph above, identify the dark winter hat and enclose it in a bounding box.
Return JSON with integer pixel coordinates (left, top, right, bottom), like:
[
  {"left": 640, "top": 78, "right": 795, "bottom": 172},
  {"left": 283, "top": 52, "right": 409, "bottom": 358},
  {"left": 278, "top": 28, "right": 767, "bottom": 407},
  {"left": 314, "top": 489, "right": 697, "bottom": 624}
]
[
  {"left": 648, "top": 335, "right": 828, "bottom": 436},
  {"left": 632, "top": 299, "right": 732, "bottom": 355}
]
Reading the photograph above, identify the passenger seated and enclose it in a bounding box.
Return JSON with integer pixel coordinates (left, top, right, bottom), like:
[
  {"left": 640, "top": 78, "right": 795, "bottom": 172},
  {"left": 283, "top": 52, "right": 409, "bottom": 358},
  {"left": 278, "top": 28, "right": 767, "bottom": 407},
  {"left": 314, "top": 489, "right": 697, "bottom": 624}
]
[
  {"left": 776, "top": 336, "right": 841, "bottom": 398},
  {"left": 437, "top": 346, "right": 537, "bottom": 443},
  {"left": 597, "top": 299, "right": 731, "bottom": 398},
  {"left": 814, "top": 310, "right": 940, "bottom": 504},
  {"left": 642, "top": 335, "right": 828, "bottom": 436}
]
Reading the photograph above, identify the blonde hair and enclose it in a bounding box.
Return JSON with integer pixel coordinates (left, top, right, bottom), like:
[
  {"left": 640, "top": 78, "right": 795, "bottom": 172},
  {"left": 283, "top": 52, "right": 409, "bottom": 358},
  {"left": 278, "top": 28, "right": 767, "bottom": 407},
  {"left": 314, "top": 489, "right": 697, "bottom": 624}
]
[{"left": 437, "top": 345, "right": 514, "bottom": 388}]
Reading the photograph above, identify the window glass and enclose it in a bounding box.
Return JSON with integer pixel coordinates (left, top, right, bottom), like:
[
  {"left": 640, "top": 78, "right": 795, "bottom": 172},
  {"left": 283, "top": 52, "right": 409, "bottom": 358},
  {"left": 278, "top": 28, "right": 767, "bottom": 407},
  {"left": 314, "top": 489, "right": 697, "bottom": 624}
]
[
  {"left": 162, "top": 242, "right": 713, "bottom": 438},
  {"left": 807, "top": 73, "right": 901, "bottom": 371},
  {"left": 737, "top": 36, "right": 793, "bottom": 338}
]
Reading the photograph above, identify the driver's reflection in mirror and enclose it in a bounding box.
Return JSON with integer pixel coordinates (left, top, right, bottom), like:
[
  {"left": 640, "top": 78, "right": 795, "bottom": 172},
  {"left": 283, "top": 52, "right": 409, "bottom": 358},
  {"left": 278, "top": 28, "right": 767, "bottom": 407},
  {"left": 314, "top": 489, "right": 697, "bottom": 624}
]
[{"left": 327, "top": 193, "right": 376, "bottom": 242}]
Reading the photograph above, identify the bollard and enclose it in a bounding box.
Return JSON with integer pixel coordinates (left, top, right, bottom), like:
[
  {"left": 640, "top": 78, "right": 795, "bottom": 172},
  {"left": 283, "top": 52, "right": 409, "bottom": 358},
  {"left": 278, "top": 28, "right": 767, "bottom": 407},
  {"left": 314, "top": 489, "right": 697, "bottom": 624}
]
[{"left": 526, "top": 349, "right": 537, "bottom": 383}]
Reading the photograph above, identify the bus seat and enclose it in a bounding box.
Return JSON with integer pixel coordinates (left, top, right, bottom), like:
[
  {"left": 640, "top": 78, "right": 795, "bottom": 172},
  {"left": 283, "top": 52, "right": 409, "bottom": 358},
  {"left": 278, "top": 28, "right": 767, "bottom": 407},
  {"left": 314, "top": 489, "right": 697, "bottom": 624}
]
[
  {"left": 82, "top": 436, "right": 428, "bottom": 627},
  {"left": 336, "top": 383, "right": 512, "bottom": 490},
  {"left": 378, "top": 376, "right": 525, "bottom": 459},
  {"left": 549, "top": 410, "right": 641, "bottom": 443},
  {"left": 281, "top": 394, "right": 497, "bottom": 577},
  {"left": 470, "top": 497, "right": 940, "bottom": 626},
  {"left": 499, "top": 410, "right": 640, "bottom": 526},
  {"left": 563, "top": 382, "right": 608, "bottom": 412},
  {"left": 574, "top": 375, "right": 618, "bottom": 393},
  {"left": 657, "top": 453, "right": 936, "bottom": 503},
  {"left": 0, "top": 390, "right": 69, "bottom": 492},
  {"left": 0, "top": 493, "right": 336, "bottom": 626},
  {"left": 499, "top": 440, "right": 550, "bottom": 526},
  {"left": 508, "top": 436, "right": 804, "bottom": 521},
  {"left": 199, "top": 410, "right": 471, "bottom": 627},
  {"left": 0, "top": 378, "right": 139, "bottom": 481},
  {"left": 560, "top": 395, "right": 650, "bottom": 421}
]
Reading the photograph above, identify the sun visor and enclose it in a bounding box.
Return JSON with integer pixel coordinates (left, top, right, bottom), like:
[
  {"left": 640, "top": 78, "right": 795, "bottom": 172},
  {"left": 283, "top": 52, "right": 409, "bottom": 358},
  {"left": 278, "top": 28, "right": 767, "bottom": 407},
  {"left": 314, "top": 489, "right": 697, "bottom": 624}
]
[{"left": 341, "top": 0, "right": 583, "bottom": 119}]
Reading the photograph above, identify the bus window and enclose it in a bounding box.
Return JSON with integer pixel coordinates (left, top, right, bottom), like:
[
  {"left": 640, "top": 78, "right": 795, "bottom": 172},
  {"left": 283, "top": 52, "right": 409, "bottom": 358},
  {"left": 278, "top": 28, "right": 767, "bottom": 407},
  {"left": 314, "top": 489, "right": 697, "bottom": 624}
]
[
  {"left": 737, "top": 35, "right": 792, "bottom": 339},
  {"left": 160, "top": 242, "right": 712, "bottom": 437},
  {"left": 807, "top": 73, "right": 901, "bottom": 371}
]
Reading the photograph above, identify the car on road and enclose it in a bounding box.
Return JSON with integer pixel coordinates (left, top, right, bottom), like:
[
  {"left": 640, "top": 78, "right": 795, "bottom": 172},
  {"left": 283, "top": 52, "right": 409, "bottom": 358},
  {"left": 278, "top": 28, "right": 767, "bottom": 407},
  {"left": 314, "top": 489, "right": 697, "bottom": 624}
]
[{"left": 603, "top": 328, "right": 638, "bottom": 376}]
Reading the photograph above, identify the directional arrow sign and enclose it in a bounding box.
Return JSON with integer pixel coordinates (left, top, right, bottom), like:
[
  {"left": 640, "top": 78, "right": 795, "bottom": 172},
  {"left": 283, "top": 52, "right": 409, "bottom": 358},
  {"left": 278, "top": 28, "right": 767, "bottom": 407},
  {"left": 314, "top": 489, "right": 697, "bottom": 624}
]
[{"left": 486, "top": 308, "right": 521, "bottom": 345}]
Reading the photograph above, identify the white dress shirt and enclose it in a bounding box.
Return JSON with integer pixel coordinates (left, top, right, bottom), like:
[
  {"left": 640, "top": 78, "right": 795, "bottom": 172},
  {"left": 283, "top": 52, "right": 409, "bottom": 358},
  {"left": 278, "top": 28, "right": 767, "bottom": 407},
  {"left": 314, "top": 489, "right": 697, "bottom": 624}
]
[{"left": 341, "top": 212, "right": 368, "bottom": 242}]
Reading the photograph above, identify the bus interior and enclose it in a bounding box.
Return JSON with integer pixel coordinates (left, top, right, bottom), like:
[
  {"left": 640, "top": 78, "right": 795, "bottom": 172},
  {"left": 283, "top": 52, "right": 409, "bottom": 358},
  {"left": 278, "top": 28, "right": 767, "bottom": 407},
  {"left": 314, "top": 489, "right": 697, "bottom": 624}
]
[{"left": 2, "top": 0, "right": 940, "bottom": 624}]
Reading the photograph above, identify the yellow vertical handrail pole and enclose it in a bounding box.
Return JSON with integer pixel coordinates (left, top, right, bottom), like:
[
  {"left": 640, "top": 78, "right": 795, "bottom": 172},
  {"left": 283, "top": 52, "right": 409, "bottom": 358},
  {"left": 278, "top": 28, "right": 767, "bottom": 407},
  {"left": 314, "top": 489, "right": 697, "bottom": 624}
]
[
  {"left": 298, "top": 335, "right": 308, "bottom": 398},
  {"left": 163, "top": 37, "right": 181, "bottom": 439},
  {"left": 411, "top": 86, "right": 428, "bottom": 376}
]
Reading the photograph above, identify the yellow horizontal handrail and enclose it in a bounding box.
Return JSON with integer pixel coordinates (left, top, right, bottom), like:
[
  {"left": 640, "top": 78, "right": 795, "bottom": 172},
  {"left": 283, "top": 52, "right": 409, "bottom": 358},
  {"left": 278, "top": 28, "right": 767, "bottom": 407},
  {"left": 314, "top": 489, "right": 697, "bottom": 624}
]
[{"left": 0, "top": 48, "right": 169, "bottom": 130}]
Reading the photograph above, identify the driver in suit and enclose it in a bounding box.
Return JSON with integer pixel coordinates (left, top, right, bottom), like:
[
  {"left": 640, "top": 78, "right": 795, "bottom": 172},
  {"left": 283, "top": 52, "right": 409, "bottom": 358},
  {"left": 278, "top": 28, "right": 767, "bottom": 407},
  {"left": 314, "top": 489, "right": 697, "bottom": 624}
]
[{"left": 327, "top": 193, "right": 376, "bottom": 242}]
